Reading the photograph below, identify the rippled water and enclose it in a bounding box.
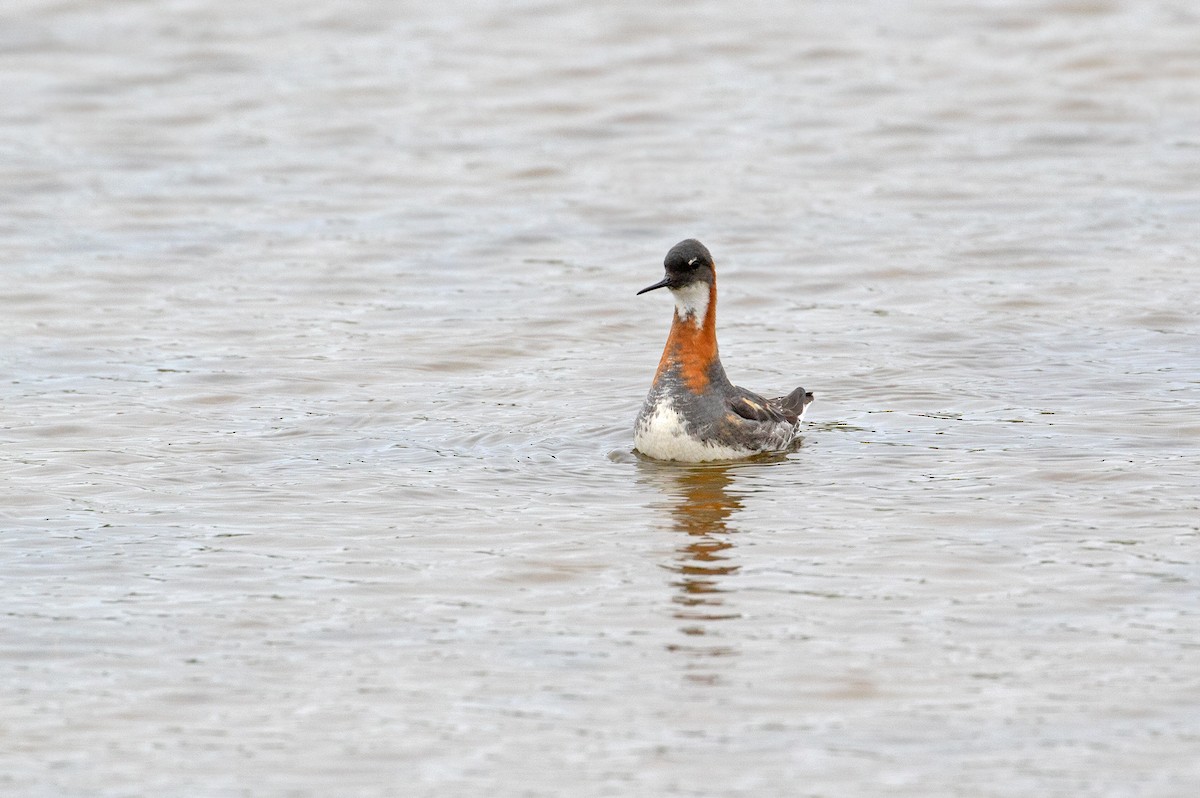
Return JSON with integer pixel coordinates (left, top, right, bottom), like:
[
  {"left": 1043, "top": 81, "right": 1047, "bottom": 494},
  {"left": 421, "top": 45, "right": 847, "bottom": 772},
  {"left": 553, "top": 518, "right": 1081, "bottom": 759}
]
[{"left": 3, "top": 0, "right": 1199, "bottom": 795}]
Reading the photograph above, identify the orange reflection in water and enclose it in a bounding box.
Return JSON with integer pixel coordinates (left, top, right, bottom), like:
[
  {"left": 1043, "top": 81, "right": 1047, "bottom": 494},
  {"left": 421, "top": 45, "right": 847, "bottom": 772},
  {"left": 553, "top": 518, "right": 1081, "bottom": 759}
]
[{"left": 639, "top": 459, "right": 751, "bottom": 681}]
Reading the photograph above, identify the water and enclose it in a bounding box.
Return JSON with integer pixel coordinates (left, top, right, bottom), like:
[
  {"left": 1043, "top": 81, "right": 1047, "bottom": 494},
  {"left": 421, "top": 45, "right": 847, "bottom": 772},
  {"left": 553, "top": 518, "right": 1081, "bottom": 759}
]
[{"left": 3, "top": 1, "right": 1199, "bottom": 795}]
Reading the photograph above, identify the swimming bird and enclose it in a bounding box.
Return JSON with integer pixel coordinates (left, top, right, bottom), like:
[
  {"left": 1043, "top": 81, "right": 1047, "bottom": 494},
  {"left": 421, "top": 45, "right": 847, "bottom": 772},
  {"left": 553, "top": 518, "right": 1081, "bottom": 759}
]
[{"left": 633, "top": 239, "right": 814, "bottom": 462}]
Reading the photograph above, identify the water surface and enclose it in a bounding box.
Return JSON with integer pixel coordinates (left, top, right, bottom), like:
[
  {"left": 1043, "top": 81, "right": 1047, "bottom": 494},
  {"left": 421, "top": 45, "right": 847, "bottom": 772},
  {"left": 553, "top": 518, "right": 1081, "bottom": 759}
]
[{"left": 3, "top": 1, "right": 1199, "bottom": 795}]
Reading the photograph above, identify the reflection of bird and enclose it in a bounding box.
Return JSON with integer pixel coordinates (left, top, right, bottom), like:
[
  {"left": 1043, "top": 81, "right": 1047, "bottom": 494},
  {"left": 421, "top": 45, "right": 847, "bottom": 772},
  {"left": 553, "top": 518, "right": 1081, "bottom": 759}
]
[
  {"left": 669, "top": 466, "right": 742, "bottom": 625},
  {"left": 638, "top": 462, "right": 746, "bottom": 630},
  {"left": 634, "top": 239, "right": 814, "bottom": 462}
]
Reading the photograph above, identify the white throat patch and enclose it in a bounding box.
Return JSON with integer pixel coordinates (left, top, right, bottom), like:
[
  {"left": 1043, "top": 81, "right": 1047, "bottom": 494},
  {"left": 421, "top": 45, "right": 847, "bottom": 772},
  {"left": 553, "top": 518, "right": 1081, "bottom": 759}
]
[{"left": 671, "top": 282, "right": 710, "bottom": 329}]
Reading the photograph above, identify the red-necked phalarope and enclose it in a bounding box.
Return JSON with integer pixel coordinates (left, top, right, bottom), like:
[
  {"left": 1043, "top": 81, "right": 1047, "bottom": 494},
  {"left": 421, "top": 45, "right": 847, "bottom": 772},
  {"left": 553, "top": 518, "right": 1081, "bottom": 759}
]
[{"left": 634, "top": 239, "right": 814, "bottom": 462}]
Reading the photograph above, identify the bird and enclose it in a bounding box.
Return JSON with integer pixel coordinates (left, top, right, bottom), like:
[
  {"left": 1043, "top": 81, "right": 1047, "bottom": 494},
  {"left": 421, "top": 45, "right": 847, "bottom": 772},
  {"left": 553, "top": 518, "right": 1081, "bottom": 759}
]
[{"left": 633, "top": 239, "right": 814, "bottom": 462}]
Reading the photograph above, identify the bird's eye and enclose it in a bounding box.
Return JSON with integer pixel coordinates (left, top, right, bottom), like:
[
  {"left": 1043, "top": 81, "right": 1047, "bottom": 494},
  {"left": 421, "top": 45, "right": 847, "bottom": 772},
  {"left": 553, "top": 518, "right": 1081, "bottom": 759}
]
[{"left": 686, "top": 257, "right": 699, "bottom": 268}]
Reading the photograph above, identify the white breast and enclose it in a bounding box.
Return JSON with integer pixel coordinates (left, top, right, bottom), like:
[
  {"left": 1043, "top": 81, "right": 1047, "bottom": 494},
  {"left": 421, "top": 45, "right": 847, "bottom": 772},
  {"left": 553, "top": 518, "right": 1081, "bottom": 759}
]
[{"left": 634, "top": 396, "right": 753, "bottom": 462}]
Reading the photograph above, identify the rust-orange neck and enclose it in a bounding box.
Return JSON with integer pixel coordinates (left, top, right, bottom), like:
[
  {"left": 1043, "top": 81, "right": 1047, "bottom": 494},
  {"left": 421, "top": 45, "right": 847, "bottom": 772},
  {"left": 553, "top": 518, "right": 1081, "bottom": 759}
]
[{"left": 654, "top": 281, "right": 719, "bottom": 392}]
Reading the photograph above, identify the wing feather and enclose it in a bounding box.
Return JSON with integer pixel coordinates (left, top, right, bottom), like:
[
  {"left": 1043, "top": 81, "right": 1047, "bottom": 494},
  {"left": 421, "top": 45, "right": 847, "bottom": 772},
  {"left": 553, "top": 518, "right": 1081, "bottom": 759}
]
[{"left": 728, "top": 388, "right": 788, "bottom": 424}]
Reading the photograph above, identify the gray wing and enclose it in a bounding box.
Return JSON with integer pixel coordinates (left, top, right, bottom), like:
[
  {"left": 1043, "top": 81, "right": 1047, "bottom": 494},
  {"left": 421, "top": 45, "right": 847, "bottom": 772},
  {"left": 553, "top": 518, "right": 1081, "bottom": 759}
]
[
  {"left": 728, "top": 386, "right": 793, "bottom": 425},
  {"left": 729, "top": 385, "right": 813, "bottom": 425}
]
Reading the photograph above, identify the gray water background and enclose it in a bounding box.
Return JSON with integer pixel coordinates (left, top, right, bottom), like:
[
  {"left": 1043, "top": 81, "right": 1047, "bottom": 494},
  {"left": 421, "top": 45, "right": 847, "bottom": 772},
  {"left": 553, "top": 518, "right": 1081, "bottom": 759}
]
[{"left": 2, "top": 0, "right": 1199, "bottom": 795}]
